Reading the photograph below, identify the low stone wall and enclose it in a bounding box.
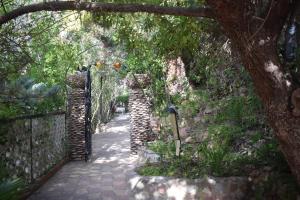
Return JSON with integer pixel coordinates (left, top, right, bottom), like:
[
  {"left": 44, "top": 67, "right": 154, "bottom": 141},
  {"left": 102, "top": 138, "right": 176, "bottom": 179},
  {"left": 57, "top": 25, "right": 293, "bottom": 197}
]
[
  {"left": 0, "top": 112, "right": 67, "bottom": 183},
  {"left": 132, "top": 176, "right": 250, "bottom": 200}
]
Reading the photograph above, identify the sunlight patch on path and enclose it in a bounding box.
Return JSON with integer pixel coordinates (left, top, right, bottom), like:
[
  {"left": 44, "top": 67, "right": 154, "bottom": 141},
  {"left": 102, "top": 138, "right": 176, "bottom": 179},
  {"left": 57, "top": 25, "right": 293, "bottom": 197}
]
[{"left": 28, "top": 113, "right": 140, "bottom": 200}]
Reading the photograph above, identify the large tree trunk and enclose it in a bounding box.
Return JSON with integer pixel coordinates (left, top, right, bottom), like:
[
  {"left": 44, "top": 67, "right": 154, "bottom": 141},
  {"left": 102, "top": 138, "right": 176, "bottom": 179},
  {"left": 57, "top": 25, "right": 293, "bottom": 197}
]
[
  {"left": 240, "top": 41, "right": 300, "bottom": 184},
  {"left": 207, "top": 0, "right": 300, "bottom": 184}
]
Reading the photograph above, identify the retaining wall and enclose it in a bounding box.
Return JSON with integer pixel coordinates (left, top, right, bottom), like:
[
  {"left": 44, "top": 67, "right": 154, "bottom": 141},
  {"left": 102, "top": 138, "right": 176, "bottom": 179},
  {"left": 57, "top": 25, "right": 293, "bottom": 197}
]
[{"left": 0, "top": 112, "right": 67, "bottom": 183}]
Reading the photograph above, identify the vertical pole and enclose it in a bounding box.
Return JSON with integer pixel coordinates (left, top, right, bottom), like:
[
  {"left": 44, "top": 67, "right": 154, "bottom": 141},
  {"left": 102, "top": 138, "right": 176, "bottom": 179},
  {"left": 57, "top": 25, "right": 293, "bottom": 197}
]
[
  {"left": 64, "top": 110, "right": 67, "bottom": 158},
  {"left": 84, "top": 67, "right": 92, "bottom": 161},
  {"left": 174, "top": 115, "right": 181, "bottom": 157},
  {"left": 84, "top": 69, "right": 89, "bottom": 161},
  {"left": 88, "top": 69, "right": 92, "bottom": 157},
  {"left": 169, "top": 113, "right": 181, "bottom": 156},
  {"left": 30, "top": 118, "right": 33, "bottom": 183},
  {"left": 100, "top": 76, "right": 103, "bottom": 122},
  {"left": 168, "top": 106, "right": 181, "bottom": 157}
]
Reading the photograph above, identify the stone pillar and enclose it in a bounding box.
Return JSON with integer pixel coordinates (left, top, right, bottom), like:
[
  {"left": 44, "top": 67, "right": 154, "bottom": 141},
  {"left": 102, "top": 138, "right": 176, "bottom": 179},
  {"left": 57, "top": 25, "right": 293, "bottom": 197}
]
[
  {"left": 67, "top": 72, "right": 87, "bottom": 160},
  {"left": 127, "top": 74, "right": 152, "bottom": 154}
]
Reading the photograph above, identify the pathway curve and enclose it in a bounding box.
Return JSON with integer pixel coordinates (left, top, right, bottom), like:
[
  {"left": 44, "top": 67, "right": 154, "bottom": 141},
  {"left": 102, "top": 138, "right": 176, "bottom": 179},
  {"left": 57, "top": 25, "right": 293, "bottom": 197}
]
[{"left": 28, "top": 114, "right": 139, "bottom": 200}]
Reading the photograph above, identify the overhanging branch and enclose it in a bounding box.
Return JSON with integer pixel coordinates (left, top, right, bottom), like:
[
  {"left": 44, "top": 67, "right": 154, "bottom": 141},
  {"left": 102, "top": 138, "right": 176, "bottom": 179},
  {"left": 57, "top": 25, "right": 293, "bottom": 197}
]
[
  {"left": 1, "top": 0, "right": 7, "bottom": 14},
  {"left": 0, "top": 1, "right": 214, "bottom": 25}
]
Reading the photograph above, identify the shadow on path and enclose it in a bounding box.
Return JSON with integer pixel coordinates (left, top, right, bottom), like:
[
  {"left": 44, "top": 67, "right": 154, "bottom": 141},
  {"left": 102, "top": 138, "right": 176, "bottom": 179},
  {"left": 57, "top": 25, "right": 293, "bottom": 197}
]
[{"left": 28, "top": 114, "right": 140, "bottom": 200}]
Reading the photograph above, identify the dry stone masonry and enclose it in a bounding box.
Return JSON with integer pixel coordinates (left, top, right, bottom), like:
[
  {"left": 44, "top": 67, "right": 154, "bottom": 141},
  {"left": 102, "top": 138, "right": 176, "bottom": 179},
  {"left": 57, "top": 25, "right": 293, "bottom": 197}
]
[
  {"left": 132, "top": 176, "right": 250, "bottom": 200},
  {"left": 0, "top": 113, "right": 66, "bottom": 183},
  {"left": 67, "top": 72, "right": 88, "bottom": 160},
  {"left": 127, "top": 74, "right": 153, "bottom": 154}
]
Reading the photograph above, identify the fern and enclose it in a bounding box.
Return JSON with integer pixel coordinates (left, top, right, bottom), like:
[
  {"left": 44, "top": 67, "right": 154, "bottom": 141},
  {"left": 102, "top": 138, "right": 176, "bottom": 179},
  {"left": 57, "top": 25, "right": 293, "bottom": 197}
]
[{"left": 0, "top": 179, "right": 24, "bottom": 200}]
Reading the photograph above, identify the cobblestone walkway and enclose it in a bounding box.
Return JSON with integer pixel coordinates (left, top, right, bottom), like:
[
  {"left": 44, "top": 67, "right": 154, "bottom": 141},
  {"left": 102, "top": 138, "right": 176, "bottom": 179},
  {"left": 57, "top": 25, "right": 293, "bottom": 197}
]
[{"left": 28, "top": 114, "right": 139, "bottom": 200}]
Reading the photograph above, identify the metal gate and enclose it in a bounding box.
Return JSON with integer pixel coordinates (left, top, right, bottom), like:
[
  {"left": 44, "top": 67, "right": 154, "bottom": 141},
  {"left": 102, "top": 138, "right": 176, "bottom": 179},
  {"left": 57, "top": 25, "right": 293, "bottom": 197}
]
[{"left": 84, "top": 67, "right": 92, "bottom": 161}]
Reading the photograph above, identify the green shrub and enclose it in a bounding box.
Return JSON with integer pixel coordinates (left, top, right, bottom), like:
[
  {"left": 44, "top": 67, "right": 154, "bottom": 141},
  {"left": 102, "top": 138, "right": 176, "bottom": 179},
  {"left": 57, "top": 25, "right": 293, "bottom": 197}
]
[
  {"left": 136, "top": 164, "right": 164, "bottom": 176},
  {"left": 198, "top": 141, "right": 229, "bottom": 176},
  {"left": 142, "top": 119, "right": 291, "bottom": 178},
  {"left": 148, "top": 140, "right": 175, "bottom": 159},
  {"left": 0, "top": 179, "right": 24, "bottom": 200},
  {"left": 0, "top": 161, "right": 24, "bottom": 200},
  {"left": 139, "top": 81, "right": 298, "bottom": 197},
  {"left": 116, "top": 94, "right": 129, "bottom": 105},
  {"left": 215, "top": 95, "right": 263, "bottom": 128},
  {"left": 0, "top": 77, "right": 64, "bottom": 119}
]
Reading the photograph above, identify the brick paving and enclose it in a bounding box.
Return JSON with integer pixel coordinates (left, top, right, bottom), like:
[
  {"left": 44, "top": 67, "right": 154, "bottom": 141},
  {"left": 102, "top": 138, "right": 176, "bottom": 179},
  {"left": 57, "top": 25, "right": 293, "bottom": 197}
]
[{"left": 28, "top": 114, "right": 139, "bottom": 200}]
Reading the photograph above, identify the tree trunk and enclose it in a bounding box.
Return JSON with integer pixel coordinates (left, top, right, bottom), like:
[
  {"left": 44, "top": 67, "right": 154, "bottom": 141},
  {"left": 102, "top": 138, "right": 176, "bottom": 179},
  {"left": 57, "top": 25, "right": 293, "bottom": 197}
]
[
  {"left": 206, "top": 0, "right": 300, "bottom": 184},
  {"left": 240, "top": 40, "right": 300, "bottom": 185}
]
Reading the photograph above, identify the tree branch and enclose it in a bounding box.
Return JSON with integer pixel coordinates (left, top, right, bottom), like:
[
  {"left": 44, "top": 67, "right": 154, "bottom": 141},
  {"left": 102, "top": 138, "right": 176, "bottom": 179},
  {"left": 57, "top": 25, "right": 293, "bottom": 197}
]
[
  {"left": 0, "top": 0, "right": 7, "bottom": 14},
  {"left": 0, "top": 1, "right": 214, "bottom": 26},
  {"left": 264, "top": 0, "right": 290, "bottom": 36}
]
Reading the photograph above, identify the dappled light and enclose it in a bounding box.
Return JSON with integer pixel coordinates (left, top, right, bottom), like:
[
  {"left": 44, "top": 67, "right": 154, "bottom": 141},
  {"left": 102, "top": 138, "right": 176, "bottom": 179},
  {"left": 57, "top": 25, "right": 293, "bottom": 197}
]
[
  {"left": 25, "top": 114, "right": 250, "bottom": 200},
  {"left": 166, "top": 181, "right": 196, "bottom": 200},
  {"left": 1, "top": 1, "right": 300, "bottom": 199},
  {"left": 264, "top": 61, "right": 284, "bottom": 83},
  {"left": 28, "top": 114, "right": 141, "bottom": 199}
]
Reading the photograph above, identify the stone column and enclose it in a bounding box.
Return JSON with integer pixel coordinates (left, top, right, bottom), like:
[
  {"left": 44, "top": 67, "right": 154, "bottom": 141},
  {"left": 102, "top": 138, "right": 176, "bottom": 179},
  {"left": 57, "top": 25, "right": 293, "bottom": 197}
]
[
  {"left": 67, "top": 72, "right": 87, "bottom": 160},
  {"left": 127, "top": 74, "right": 152, "bottom": 154}
]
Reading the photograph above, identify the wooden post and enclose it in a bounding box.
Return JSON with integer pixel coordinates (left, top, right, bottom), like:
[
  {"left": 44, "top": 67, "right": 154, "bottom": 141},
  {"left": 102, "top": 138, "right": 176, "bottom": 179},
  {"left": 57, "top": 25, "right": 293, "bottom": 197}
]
[{"left": 168, "top": 105, "right": 181, "bottom": 156}]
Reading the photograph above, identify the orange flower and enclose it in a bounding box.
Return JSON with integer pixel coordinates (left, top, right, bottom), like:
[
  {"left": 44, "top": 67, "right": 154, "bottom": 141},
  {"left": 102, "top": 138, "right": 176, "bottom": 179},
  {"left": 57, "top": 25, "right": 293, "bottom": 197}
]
[{"left": 113, "top": 62, "right": 121, "bottom": 70}]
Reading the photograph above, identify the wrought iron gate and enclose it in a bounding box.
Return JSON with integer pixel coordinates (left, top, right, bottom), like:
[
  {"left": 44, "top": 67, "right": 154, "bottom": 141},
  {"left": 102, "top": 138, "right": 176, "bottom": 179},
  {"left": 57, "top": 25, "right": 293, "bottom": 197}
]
[{"left": 84, "top": 67, "right": 92, "bottom": 161}]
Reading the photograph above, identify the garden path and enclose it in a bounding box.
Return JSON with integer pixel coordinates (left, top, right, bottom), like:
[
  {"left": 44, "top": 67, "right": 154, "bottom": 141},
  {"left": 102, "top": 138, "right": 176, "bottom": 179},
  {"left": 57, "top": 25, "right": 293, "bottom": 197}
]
[{"left": 28, "top": 114, "right": 140, "bottom": 200}]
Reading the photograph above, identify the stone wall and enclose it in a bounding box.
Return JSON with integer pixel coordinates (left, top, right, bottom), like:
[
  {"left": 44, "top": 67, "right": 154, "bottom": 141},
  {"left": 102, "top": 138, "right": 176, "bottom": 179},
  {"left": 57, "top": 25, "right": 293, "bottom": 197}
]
[
  {"left": 132, "top": 176, "right": 250, "bottom": 200},
  {"left": 0, "top": 113, "right": 67, "bottom": 183}
]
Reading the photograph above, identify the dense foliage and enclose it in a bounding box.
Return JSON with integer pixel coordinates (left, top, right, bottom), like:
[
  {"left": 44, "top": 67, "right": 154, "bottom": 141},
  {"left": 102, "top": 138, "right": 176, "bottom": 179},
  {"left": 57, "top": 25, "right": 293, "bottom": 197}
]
[
  {"left": 1, "top": 0, "right": 300, "bottom": 199},
  {"left": 0, "top": 10, "right": 83, "bottom": 117},
  {"left": 138, "top": 68, "right": 299, "bottom": 198},
  {"left": 90, "top": 2, "right": 299, "bottom": 197},
  {"left": 0, "top": 179, "right": 24, "bottom": 200},
  {"left": 0, "top": 1, "right": 124, "bottom": 196}
]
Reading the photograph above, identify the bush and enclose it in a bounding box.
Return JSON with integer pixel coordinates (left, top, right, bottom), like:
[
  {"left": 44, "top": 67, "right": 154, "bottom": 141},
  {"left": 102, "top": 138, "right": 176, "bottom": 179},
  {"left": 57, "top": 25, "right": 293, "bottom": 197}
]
[
  {"left": 0, "top": 161, "right": 24, "bottom": 200},
  {"left": 0, "top": 179, "right": 24, "bottom": 200},
  {"left": 116, "top": 94, "right": 129, "bottom": 105},
  {"left": 215, "top": 95, "right": 263, "bottom": 128}
]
